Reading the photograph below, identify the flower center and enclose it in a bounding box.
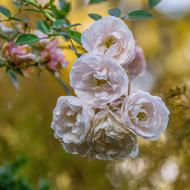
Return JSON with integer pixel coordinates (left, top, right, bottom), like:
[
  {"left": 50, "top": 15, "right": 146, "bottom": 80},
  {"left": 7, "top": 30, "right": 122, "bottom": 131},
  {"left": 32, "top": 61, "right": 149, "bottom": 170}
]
[
  {"left": 93, "top": 78, "right": 107, "bottom": 86},
  {"left": 93, "top": 69, "right": 108, "bottom": 86},
  {"left": 102, "top": 36, "right": 116, "bottom": 49},
  {"left": 137, "top": 112, "right": 148, "bottom": 122}
]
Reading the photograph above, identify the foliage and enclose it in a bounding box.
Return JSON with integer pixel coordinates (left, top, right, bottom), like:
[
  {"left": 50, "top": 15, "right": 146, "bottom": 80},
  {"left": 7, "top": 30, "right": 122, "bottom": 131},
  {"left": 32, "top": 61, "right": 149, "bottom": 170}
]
[
  {"left": 0, "top": 0, "right": 156, "bottom": 92},
  {"left": 0, "top": 157, "right": 52, "bottom": 190},
  {"left": 148, "top": 0, "right": 161, "bottom": 8}
]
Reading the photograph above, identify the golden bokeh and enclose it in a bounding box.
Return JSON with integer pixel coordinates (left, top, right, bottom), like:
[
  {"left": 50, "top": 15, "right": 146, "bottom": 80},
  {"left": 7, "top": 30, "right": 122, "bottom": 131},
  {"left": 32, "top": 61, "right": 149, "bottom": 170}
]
[{"left": 1, "top": 1, "right": 190, "bottom": 190}]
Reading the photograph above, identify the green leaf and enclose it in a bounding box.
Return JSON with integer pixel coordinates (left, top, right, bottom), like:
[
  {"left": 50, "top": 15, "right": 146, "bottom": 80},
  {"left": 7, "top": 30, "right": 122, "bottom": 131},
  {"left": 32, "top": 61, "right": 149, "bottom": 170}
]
[
  {"left": 0, "top": 6, "right": 11, "bottom": 17},
  {"left": 39, "top": 179, "right": 51, "bottom": 190},
  {"left": 53, "top": 19, "right": 80, "bottom": 29},
  {"left": 53, "top": 19, "right": 67, "bottom": 28},
  {"left": 37, "top": 20, "right": 50, "bottom": 34},
  {"left": 24, "top": 0, "right": 39, "bottom": 6},
  {"left": 59, "top": 0, "right": 71, "bottom": 15},
  {"left": 66, "top": 29, "right": 81, "bottom": 44},
  {"left": 89, "top": 0, "right": 106, "bottom": 4},
  {"left": 126, "top": 10, "right": 153, "bottom": 20},
  {"left": 50, "top": 0, "right": 55, "bottom": 6},
  {"left": 88, "top": 13, "right": 102, "bottom": 20},
  {"left": 15, "top": 34, "right": 40, "bottom": 45},
  {"left": 0, "top": 59, "right": 5, "bottom": 67},
  {"left": 148, "top": 0, "right": 161, "bottom": 8},
  {"left": 108, "top": 8, "right": 121, "bottom": 17},
  {"left": 51, "top": 5, "right": 67, "bottom": 19}
]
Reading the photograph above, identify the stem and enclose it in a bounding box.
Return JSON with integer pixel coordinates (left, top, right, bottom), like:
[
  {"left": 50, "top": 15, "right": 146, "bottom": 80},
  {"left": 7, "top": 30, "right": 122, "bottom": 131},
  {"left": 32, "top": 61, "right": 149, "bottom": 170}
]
[
  {"left": 128, "top": 81, "right": 131, "bottom": 95},
  {"left": 52, "top": 72, "right": 71, "bottom": 95},
  {"left": 69, "top": 39, "right": 81, "bottom": 57}
]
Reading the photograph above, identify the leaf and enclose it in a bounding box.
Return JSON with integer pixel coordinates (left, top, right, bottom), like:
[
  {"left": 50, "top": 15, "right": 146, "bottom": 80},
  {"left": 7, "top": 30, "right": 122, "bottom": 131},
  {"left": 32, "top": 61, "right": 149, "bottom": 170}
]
[
  {"left": 53, "top": 19, "right": 80, "bottom": 29},
  {"left": 0, "top": 59, "right": 4, "bottom": 67},
  {"left": 89, "top": 0, "right": 106, "bottom": 4},
  {"left": 148, "top": 0, "right": 161, "bottom": 8},
  {"left": 39, "top": 179, "right": 51, "bottom": 190},
  {"left": 50, "top": 0, "right": 55, "bottom": 6},
  {"left": 15, "top": 34, "right": 40, "bottom": 45},
  {"left": 66, "top": 29, "right": 81, "bottom": 44},
  {"left": 0, "top": 6, "right": 11, "bottom": 17},
  {"left": 126, "top": 10, "right": 153, "bottom": 20},
  {"left": 24, "top": 0, "right": 39, "bottom": 6},
  {"left": 108, "top": 8, "right": 121, "bottom": 17},
  {"left": 59, "top": 0, "right": 71, "bottom": 15},
  {"left": 53, "top": 19, "right": 67, "bottom": 28},
  {"left": 51, "top": 5, "right": 67, "bottom": 18},
  {"left": 37, "top": 20, "right": 50, "bottom": 34},
  {"left": 88, "top": 13, "right": 102, "bottom": 20}
]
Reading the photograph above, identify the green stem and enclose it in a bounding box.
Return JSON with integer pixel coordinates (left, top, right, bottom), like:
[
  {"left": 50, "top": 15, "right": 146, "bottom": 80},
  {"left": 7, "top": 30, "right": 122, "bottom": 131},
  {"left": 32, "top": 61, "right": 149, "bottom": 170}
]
[{"left": 51, "top": 72, "right": 71, "bottom": 95}]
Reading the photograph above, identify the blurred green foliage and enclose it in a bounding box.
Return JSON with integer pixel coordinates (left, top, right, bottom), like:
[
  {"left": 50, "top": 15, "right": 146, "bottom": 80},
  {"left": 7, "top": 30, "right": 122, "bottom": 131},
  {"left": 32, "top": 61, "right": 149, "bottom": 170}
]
[{"left": 0, "top": 156, "right": 51, "bottom": 190}]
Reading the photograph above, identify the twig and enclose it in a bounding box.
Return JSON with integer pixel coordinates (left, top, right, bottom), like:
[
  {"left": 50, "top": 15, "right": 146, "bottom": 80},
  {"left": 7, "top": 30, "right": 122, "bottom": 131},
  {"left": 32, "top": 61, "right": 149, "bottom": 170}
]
[{"left": 52, "top": 72, "right": 71, "bottom": 95}]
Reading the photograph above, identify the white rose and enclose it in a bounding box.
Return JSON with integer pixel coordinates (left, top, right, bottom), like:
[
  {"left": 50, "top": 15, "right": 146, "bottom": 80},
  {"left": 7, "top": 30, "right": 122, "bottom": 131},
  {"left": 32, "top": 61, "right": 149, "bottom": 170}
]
[
  {"left": 81, "top": 16, "right": 135, "bottom": 65},
  {"left": 51, "top": 96, "right": 93, "bottom": 156},
  {"left": 86, "top": 111, "right": 138, "bottom": 160},
  {"left": 122, "top": 91, "right": 170, "bottom": 140},
  {"left": 70, "top": 53, "right": 129, "bottom": 108}
]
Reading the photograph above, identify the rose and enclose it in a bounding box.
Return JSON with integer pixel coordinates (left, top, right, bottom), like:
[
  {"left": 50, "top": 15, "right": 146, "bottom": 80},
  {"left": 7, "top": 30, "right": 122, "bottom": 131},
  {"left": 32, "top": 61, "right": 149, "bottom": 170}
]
[
  {"left": 86, "top": 111, "right": 138, "bottom": 160},
  {"left": 70, "top": 53, "right": 129, "bottom": 107},
  {"left": 123, "top": 46, "right": 147, "bottom": 80},
  {"left": 81, "top": 16, "right": 135, "bottom": 65},
  {"left": 51, "top": 96, "right": 93, "bottom": 156},
  {"left": 40, "top": 39, "right": 68, "bottom": 71},
  {"left": 2, "top": 42, "right": 36, "bottom": 65},
  {"left": 121, "top": 91, "right": 170, "bottom": 140}
]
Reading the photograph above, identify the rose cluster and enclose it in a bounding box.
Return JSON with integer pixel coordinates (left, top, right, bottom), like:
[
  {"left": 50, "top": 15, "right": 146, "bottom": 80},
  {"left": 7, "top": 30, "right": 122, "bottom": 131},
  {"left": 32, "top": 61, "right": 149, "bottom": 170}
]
[
  {"left": 51, "top": 16, "right": 170, "bottom": 160},
  {"left": 1, "top": 29, "right": 68, "bottom": 75}
]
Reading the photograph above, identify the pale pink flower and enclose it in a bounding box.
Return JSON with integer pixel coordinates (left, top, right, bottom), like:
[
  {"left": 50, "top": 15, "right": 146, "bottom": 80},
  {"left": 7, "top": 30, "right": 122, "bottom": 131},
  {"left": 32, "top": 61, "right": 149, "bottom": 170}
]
[
  {"left": 41, "top": 39, "right": 68, "bottom": 71},
  {"left": 81, "top": 16, "right": 136, "bottom": 65},
  {"left": 51, "top": 96, "right": 94, "bottom": 156},
  {"left": 123, "top": 46, "right": 147, "bottom": 80},
  {"left": 3, "top": 42, "right": 36, "bottom": 65},
  {"left": 122, "top": 91, "right": 170, "bottom": 140},
  {"left": 86, "top": 111, "right": 138, "bottom": 160},
  {"left": 70, "top": 53, "right": 129, "bottom": 107}
]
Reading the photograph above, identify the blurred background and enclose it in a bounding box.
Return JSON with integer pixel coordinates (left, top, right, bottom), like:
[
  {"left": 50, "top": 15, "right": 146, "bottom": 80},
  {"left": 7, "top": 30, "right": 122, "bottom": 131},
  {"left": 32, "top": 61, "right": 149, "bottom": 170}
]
[{"left": 1, "top": 0, "right": 190, "bottom": 189}]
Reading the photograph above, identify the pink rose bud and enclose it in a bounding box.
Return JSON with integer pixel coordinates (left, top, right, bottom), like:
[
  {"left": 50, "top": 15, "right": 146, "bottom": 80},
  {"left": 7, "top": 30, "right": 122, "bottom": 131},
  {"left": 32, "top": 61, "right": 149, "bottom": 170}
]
[
  {"left": 3, "top": 42, "right": 36, "bottom": 65},
  {"left": 40, "top": 39, "right": 68, "bottom": 71},
  {"left": 122, "top": 46, "right": 147, "bottom": 80}
]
